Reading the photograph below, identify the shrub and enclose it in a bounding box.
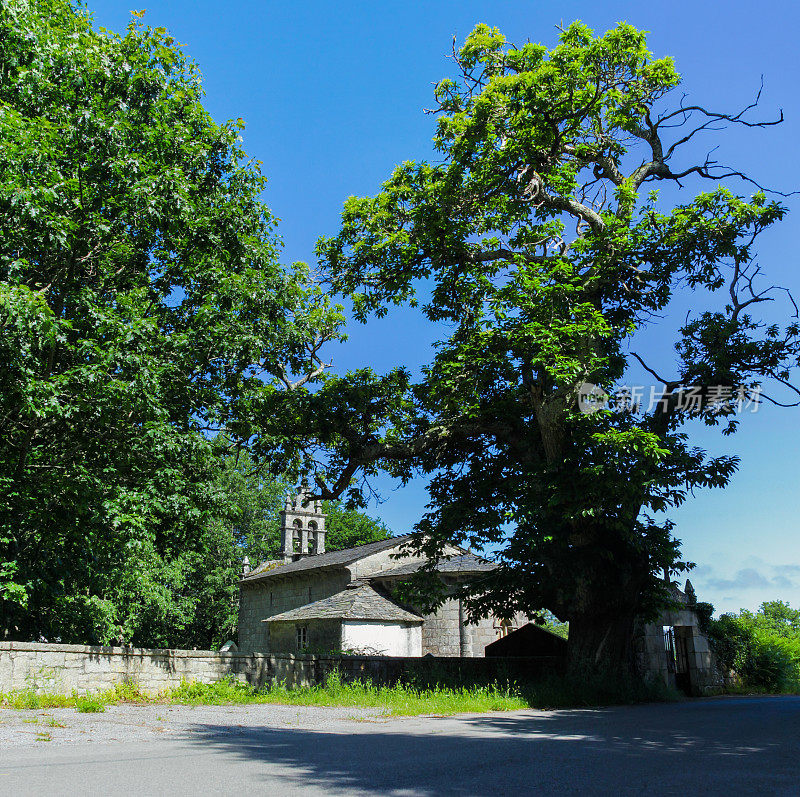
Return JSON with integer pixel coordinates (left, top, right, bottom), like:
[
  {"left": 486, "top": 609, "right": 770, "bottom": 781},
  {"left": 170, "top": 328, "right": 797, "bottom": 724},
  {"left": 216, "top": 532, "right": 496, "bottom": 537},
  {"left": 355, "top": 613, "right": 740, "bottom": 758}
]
[
  {"left": 74, "top": 696, "right": 105, "bottom": 713},
  {"left": 738, "top": 633, "right": 800, "bottom": 693},
  {"left": 708, "top": 602, "right": 800, "bottom": 694}
]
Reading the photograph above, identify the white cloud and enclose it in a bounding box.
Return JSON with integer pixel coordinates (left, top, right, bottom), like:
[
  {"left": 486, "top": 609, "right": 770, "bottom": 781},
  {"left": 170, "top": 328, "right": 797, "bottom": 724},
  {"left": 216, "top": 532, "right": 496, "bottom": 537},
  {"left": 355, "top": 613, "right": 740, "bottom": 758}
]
[{"left": 690, "top": 557, "right": 800, "bottom": 614}]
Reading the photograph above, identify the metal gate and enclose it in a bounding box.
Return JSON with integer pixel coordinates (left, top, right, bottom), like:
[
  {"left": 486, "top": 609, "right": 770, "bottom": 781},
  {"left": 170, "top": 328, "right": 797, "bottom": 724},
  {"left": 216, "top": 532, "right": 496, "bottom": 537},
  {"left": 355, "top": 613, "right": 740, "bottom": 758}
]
[
  {"left": 664, "top": 626, "right": 691, "bottom": 694},
  {"left": 664, "top": 627, "right": 676, "bottom": 673}
]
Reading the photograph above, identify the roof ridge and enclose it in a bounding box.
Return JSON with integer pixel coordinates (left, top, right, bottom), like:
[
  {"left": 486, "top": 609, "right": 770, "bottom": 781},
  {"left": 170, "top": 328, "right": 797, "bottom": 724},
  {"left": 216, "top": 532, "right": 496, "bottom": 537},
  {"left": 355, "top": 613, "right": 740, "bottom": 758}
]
[
  {"left": 337, "top": 533, "right": 411, "bottom": 551},
  {"left": 242, "top": 534, "right": 413, "bottom": 583}
]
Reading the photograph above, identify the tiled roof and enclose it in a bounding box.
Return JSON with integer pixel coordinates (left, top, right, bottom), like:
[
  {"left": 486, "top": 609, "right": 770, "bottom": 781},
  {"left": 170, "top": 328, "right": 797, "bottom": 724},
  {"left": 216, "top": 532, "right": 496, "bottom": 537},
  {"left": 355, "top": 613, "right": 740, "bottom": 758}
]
[
  {"left": 263, "top": 583, "right": 423, "bottom": 624},
  {"left": 246, "top": 559, "right": 285, "bottom": 578},
  {"left": 241, "top": 535, "right": 412, "bottom": 583},
  {"left": 369, "top": 553, "right": 495, "bottom": 579}
]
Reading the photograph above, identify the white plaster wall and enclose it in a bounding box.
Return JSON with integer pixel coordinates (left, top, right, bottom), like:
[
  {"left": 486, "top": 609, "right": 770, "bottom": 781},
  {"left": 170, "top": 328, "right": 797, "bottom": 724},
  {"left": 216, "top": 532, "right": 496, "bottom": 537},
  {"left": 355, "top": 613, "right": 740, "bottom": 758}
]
[{"left": 341, "top": 621, "right": 422, "bottom": 657}]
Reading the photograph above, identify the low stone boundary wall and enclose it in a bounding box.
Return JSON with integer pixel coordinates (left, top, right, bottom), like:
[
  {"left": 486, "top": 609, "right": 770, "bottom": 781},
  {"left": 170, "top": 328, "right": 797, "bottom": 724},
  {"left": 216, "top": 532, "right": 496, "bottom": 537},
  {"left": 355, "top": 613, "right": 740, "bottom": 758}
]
[{"left": 0, "top": 641, "right": 561, "bottom": 695}]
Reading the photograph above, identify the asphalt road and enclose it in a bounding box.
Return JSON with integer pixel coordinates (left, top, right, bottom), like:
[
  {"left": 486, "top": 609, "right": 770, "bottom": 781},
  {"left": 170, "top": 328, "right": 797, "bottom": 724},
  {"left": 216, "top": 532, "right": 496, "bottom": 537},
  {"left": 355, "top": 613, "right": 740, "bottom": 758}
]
[{"left": 1, "top": 696, "right": 797, "bottom": 795}]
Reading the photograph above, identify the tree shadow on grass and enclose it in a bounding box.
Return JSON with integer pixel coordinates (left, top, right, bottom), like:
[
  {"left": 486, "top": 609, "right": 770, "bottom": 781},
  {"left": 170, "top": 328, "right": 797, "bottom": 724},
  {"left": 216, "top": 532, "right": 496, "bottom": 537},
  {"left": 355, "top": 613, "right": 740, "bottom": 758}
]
[{"left": 184, "top": 697, "right": 800, "bottom": 795}]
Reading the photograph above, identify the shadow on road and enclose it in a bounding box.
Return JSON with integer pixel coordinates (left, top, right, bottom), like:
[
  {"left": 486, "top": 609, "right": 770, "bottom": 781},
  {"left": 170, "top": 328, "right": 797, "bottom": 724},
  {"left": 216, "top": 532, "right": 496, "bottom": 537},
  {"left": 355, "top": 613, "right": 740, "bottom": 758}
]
[{"left": 184, "top": 696, "right": 800, "bottom": 795}]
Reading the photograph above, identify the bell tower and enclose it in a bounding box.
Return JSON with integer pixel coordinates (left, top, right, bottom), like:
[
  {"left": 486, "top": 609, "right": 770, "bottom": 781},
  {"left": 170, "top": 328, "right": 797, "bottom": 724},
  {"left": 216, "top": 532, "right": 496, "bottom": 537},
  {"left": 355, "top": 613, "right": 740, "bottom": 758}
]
[{"left": 280, "top": 483, "right": 326, "bottom": 562}]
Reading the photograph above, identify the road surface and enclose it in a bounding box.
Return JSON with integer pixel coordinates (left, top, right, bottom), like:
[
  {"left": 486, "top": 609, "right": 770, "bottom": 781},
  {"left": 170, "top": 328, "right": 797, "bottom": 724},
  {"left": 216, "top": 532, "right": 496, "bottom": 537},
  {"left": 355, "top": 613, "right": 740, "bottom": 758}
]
[{"left": 0, "top": 695, "right": 797, "bottom": 795}]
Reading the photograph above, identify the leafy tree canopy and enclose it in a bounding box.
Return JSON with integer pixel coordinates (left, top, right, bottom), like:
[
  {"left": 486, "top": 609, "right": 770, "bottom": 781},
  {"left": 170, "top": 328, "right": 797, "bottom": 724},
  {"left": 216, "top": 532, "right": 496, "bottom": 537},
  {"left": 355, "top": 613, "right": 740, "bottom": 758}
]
[
  {"left": 0, "top": 0, "right": 342, "bottom": 644},
  {"left": 264, "top": 22, "right": 799, "bottom": 670}
]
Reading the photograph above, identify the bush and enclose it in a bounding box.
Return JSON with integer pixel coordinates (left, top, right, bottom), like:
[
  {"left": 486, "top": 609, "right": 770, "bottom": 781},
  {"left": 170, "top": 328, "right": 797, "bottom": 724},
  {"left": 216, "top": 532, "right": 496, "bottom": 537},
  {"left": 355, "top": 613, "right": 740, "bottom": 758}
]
[
  {"left": 739, "top": 633, "right": 799, "bottom": 693},
  {"left": 74, "top": 696, "right": 105, "bottom": 713},
  {"left": 708, "top": 602, "right": 800, "bottom": 694}
]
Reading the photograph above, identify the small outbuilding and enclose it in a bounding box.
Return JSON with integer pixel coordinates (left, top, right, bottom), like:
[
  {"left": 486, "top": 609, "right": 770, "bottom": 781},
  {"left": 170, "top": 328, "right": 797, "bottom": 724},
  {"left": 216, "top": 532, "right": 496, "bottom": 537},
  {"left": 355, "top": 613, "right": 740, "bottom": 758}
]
[{"left": 485, "top": 623, "right": 568, "bottom": 658}]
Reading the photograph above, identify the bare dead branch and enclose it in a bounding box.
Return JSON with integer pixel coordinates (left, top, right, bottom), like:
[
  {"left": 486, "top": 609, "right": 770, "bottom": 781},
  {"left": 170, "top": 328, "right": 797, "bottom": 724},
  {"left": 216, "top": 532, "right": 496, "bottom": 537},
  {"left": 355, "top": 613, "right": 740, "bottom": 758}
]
[{"left": 630, "top": 352, "right": 677, "bottom": 388}]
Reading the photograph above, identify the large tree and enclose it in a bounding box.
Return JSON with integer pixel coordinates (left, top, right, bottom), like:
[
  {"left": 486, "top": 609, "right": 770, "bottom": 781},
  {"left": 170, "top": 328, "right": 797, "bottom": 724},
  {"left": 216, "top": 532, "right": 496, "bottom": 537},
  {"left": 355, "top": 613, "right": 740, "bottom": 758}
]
[
  {"left": 264, "top": 23, "right": 799, "bottom": 672},
  {"left": 0, "top": 1, "right": 342, "bottom": 644}
]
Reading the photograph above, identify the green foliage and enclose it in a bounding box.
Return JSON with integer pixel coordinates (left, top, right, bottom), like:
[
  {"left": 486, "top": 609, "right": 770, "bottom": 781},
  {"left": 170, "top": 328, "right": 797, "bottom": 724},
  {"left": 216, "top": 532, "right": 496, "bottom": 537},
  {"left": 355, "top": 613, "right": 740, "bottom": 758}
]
[
  {"left": 260, "top": 668, "right": 531, "bottom": 715},
  {"left": 540, "top": 611, "right": 569, "bottom": 639},
  {"left": 0, "top": 667, "right": 677, "bottom": 714},
  {"left": 694, "top": 601, "right": 715, "bottom": 635},
  {"left": 74, "top": 695, "right": 105, "bottom": 713},
  {"left": 322, "top": 500, "right": 392, "bottom": 551},
  {"left": 0, "top": 1, "right": 342, "bottom": 644},
  {"left": 104, "top": 680, "right": 151, "bottom": 703},
  {"left": 273, "top": 21, "right": 798, "bottom": 670},
  {"left": 179, "top": 445, "right": 289, "bottom": 649},
  {"left": 1, "top": 689, "right": 70, "bottom": 710},
  {"left": 709, "top": 601, "right": 800, "bottom": 693}
]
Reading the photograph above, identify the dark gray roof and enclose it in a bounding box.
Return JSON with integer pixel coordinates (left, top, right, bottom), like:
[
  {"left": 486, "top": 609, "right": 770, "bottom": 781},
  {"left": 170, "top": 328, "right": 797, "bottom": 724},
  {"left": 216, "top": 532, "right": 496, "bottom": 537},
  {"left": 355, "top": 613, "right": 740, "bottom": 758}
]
[
  {"left": 370, "top": 553, "right": 495, "bottom": 580},
  {"left": 241, "top": 535, "right": 412, "bottom": 583},
  {"left": 264, "top": 584, "right": 423, "bottom": 624}
]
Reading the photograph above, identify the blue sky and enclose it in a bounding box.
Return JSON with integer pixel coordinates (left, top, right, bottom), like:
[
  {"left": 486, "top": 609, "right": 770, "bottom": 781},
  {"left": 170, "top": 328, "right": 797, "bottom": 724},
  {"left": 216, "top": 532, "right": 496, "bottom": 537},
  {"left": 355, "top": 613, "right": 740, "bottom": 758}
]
[{"left": 89, "top": 1, "right": 800, "bottom": 614}]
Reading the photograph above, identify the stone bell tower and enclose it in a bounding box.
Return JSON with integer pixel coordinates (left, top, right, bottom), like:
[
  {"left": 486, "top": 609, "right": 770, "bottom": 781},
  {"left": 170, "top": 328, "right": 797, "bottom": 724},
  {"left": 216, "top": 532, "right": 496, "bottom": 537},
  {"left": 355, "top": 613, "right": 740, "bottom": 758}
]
[{"left": 280, "top": 483, "right": 326, "bottom": 562}]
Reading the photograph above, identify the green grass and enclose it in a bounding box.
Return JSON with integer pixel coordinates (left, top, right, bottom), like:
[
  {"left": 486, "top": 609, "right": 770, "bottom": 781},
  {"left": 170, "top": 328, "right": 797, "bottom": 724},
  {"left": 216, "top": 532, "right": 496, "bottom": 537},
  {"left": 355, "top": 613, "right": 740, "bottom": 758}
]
[
  {"left": 74, "top": 696, "right": 105, "bottom": 713},
  {"left": 0, "top": 669, "right": 678, "bottom": 716},
  {"left": 2, "top": 690, "right": 72, "bottom": 710},
  {"left": 0, "top": 682, "right": 148, "bottom": 711}
]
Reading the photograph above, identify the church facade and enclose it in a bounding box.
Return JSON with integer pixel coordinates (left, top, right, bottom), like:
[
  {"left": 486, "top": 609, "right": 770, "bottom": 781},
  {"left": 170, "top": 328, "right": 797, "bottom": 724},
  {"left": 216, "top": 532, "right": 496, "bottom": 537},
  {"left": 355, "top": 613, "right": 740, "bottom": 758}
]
[{"left": 237, "top": 486, "right": 508, "bottom": 657}]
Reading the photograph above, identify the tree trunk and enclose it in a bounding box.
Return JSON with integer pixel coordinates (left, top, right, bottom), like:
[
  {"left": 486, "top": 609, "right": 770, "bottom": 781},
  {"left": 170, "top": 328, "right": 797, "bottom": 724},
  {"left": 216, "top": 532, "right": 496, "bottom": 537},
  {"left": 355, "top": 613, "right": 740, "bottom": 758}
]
[{"left": 566, "top": 606, "right": 639, "bottom": 675}]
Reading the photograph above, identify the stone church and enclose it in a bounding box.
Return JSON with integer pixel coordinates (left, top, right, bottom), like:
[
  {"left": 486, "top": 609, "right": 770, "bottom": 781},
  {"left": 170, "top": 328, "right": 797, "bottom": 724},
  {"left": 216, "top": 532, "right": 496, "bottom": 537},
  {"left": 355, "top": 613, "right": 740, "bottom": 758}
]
[
  {"left": 238, "top": 485, "right": 505, "bottom": 657},
  {"left": 238, "top": 486, "right": 718, "bottom": 693}
]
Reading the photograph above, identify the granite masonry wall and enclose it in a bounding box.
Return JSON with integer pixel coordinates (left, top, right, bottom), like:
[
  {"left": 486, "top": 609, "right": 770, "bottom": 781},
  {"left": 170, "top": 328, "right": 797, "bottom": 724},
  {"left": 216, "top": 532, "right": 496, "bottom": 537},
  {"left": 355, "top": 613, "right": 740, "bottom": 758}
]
[
  {"left": 636, "top": 613, "right": 721, "bottom": 696},
  {"left": 634, "top": 590, "right": 723, "bottom": 696},
  {"left": 418, "top": 597, "right": 497, "bottom": 657},
  {"left": 269, "top": 618, "right": 343, "bottom": 655},
  {"left": 0, "top": 641, "right": 561, "bottom": 695},
  {"left": 238, "top": 569, "right": 350, "bottom": 654},
  {"left": 0, "top": 642, "right": 277, "bottom": 694}
]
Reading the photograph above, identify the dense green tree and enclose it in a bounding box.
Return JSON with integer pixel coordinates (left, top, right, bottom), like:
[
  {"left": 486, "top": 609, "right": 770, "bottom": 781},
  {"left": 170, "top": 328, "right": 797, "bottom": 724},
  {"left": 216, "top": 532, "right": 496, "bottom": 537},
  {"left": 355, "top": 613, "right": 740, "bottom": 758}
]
[
  {"left": 0, "top": 1, "right": 342, "bottom": 644},
  {"left": 265, "top": 23, "right": 799, "bottom": 673},
  {"left": 323, "top": 500, "right": 393, "bottom": 552},
  {"left": 755, "top": 600, "right": 800, "bottom": 637}
]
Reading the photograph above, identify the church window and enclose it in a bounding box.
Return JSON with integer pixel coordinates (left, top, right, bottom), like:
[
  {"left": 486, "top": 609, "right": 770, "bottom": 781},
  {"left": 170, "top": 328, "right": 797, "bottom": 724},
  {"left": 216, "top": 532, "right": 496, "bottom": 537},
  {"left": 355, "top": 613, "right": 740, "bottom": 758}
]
[{"left": 296, "top": 626, "right": 308, "bottom": 651}]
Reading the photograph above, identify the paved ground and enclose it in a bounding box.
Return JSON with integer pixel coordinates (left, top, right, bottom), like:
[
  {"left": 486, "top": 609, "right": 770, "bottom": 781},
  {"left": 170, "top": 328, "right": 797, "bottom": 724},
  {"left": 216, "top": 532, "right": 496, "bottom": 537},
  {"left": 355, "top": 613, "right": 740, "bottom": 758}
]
[{"left": 0, "top": 695, "right": 797, "bottom": 795}]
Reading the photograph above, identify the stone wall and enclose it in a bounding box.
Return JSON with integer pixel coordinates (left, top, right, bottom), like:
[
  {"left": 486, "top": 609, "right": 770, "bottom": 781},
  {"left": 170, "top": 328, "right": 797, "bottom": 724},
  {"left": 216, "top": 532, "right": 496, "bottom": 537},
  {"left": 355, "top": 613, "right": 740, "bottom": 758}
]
[
  {"left": 0, "top": 641, "right": 273, "bottom": 694},
  {"left": 269, "top": 619, "right": 343, "bottom": 655},
  {"left": 635, "top": 592, "right": 723, "bottom": 697},
  {"left": 419, "top": 597, "right": 496, "bottom": 657},
  {"left": 238, "top": 569, "right": 350, "bottom": 654},
  {"left": 0, "top": 641, "right": 561, "bottom": 695}
]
